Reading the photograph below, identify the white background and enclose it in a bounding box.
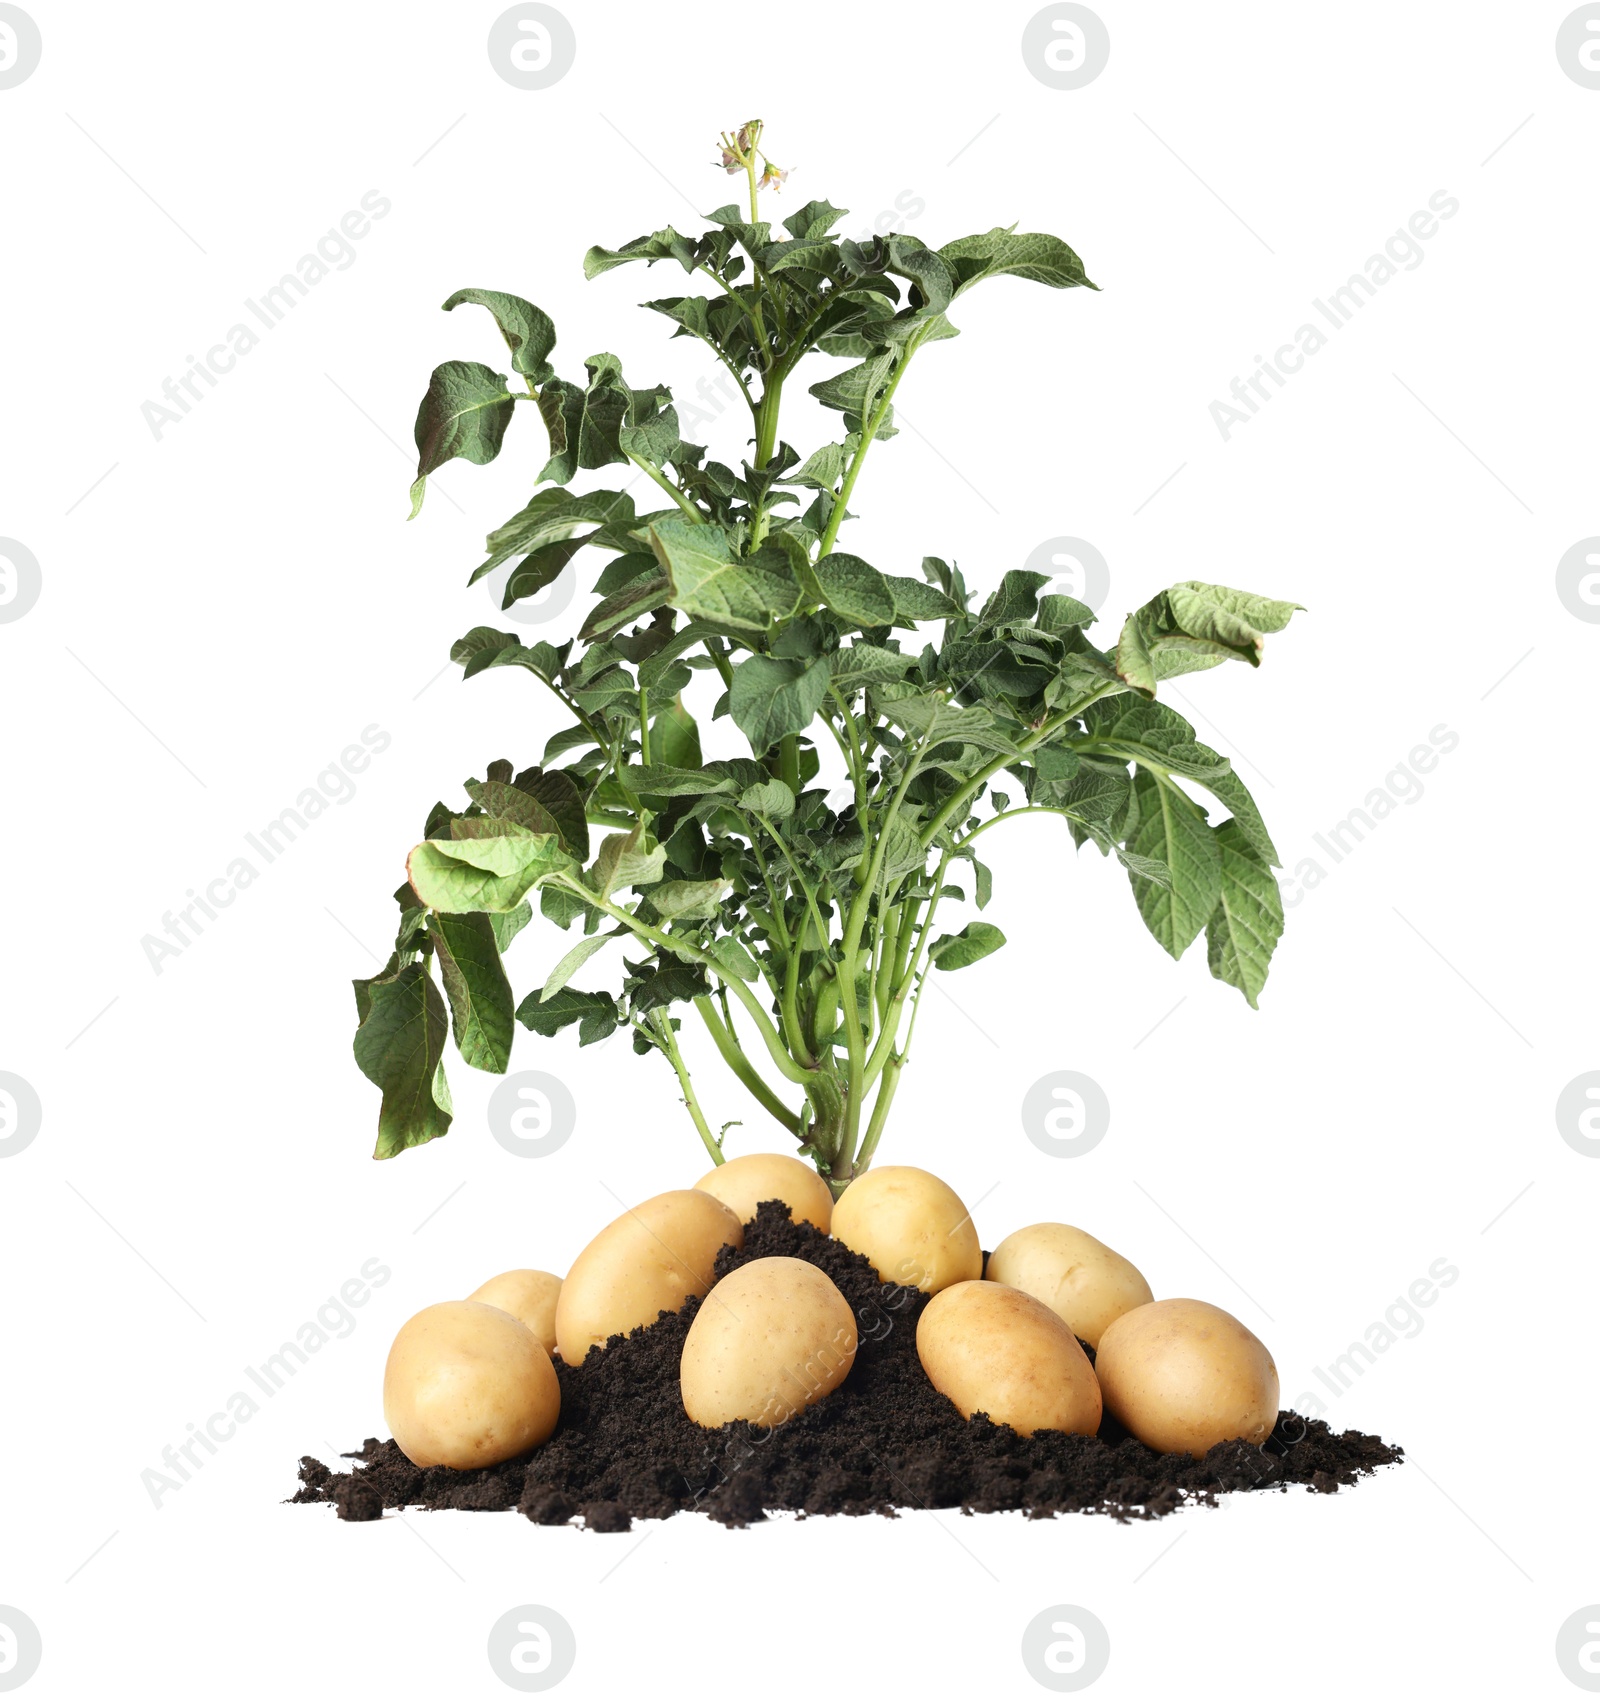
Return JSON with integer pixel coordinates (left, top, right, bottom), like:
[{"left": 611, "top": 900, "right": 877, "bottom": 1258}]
[{"left": 1, "top": 2, "right": 1597, "bottom": 1692}]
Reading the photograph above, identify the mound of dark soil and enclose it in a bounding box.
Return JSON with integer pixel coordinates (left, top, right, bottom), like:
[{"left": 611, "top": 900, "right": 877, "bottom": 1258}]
[{"left": 292, "top": 1203, "right": 1401, "bottom": 1531}]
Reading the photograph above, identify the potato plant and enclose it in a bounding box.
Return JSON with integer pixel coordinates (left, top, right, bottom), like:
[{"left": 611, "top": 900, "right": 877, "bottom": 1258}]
[{"left": 352, "top": 122, "right": 1299, "bottom": 1191}]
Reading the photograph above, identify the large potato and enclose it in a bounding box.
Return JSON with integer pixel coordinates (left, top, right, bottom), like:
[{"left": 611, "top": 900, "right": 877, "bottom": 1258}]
[
  {"left": 555, "top": 1189, "right": 743, "bottom": 1364},
  {"left": 467, "top": 1269, "right": 563, "bottom": 1356},
  {"left": 383, "top": 1301, "right": 560, "bottom": 1469},
  {"left": 694, "top": 1151, "right": 834, "bottom": 1231},
  {"left": 680, "top": 1256, "right": 857, "bottom": 1428},
  {"left": 830, "top": 1165, "right": 981, "bottom": 1293},
  {"left": 1095, "top": 1298, "right": 1279, "bottom": 1457},
  {"left": 985, "top": 1222, "right": 1153, "bottom": 1347},
  {"left": 916, "top": 1280, "right": 1102, "bottom": 1436}
]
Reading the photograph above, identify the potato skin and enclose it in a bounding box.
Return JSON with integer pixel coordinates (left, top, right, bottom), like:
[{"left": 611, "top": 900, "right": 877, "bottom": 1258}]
[
  {"left": 383, "top": 1301, "right": 560, "bottom": 1469},
  {"left": 1094, "top": 1298, "right": 1279, "bottom": 1457},
  {"left": 830, "top": 1166, "right": 982, "bottom": 1294},
  {"left": 555, "top": 1189, "right": 743, "bottom": 1364},
  {"left": 916, "top": 1280, "right": 1102, "bottom": 1436},
  {"left": 694, "top": 1152, "right": 834, "bottom": 1231},
  {"left": 680, "top": 1256, "right": 857, "bottom": 1428},
  {"left": 467, "top": 1269, "right": 563, "bottom": 1356},
  {"left": 985, "top": 1223, "right": 1153, "bottom": 1348}
]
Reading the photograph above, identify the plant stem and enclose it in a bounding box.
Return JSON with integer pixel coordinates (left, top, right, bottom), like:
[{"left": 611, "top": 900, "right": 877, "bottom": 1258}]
[
  {"left": 650, "top": 1009, "right": 721, "bottom": 1163},
  {"left": 623, "top": 450, "right": 702, "bottom": 522},
  {"left": 572, "top": 884, "right": 813, "bottom": 1085},
  {"left": 855, "top": 1052, "right": 902, "bottom": 1172},
  {"left": 816, "top": 331, "right": 925, "bottom": 559},
  {"left": 693, "top": 996, "right": 801, "bottom": 1132},
  {"left": 637, "top": 687, "right": 651, "bottom": 763}
]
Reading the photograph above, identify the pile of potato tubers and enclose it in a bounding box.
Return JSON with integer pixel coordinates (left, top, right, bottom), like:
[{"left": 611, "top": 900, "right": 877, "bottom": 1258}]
[{"left": 382, "top": 1154, "right": 1279, "bottom": 1475}]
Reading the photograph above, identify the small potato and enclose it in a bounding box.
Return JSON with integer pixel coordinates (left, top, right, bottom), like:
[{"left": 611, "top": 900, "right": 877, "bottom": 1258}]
[
  {"left": 830, "top": 1165, "right": 982, "bottom": 1294},
  {"left": 555, "top": 1189, "right": 743, "bottom": 1364},
  {"left": 383, "top": 1301, "right": 560, "bottom": 1470},
  {"left": 467, "top": 1269, "right": 563, "bottom": 1356},
  {"left": 1095, "top": 1298, "right": 1279, "bottom": 1457},
  {"left": 694, "top": 1152, "right": 834, "bottom": 1231},
  {"left": 985, "top": 1222, "right": 1153, "bottom": 1348},
  {"left": 917, "top": 1280, "right": 1101, "bottom": 1436},
  {"left": 681, "top": 1256, "right": 857, "bottom": 1428}
]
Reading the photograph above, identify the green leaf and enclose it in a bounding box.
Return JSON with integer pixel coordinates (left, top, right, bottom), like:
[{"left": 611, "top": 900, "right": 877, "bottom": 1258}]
[
  {"left": 938, "top": 229, "right": 1098, "bottom": 295},
  {"left": 930, "top": 921, "right": 1007, "bottom": 970},
  {"left": 626, "top": 956, "right": 711, "bottom": 1015},
  {"left": 829, "top": 643, "right": 917, "bottom": 688},
  {"left": 876, "top": 818, "right": 931, "bottom": 884},
  {"left": 736, "top": 779, "right": 796, "bottom": 820},
  {"left": 353, "top": 963, "right": 453, "bottom": 1158},
  {"left": 1167, "top": 583, "right": 1302, "bottom": 652},
  {"left": 516, "top": 985, "right": 620, "bottom": 1044},
  {"left": 811, "top": 552, "right": 896, "bottom": 626},
  {"left": 488, "top": 901, "right": 533, "bottom": 953},
  {"left": 787, "top": 441, "right": 853, "bottom": 490},
  {"left": 728, "top": 654, "right": 831, "bottom": 751},
  {"left": 620, "top": 405, "right": 681, "bottom": 468},
  {"left": 625, "top": 764, "right": 736, "bottom": 799},
  {"left": 809, "top": 350, "right": 896, "bottom": 420},
  {"left": 443, "top": 289, "right": 556, "bottom": 383},
  {"left": 875, "top": 686, "right": 1019, "bottom": 755},
  {"left": 707, "top": 934, "right": 761, "bottom": 981},
  {"left": 428, "top": 911, "right": 515, "bottom": 1073},
  {"left": 536, "top": 355, "right": 633, "bottom": 484},
  {"left": 782, "top": 199, "right": 849, "bottom": 240},
  {"left": 578, "top": 570, "right": 673, "bottom": 639},
  {"left": 541, "top": 929, "right": 617, "bottom": 1001},
  {"left": 1189, "top": 765, "right": 1278, "bottom": 867},
  {"left": 1115, "top": 582, "right": 1302, "bottom": 695},
  {"left": 940, "top": 637, "right": 1053, "bottom": 699},
  {"left": 451, "top": 626, "right": 524, "bottom": 670},
  {"left": 408, "top": 831, "right": 575, "bottom": 913},
  {"left": 649, "top": 520, "right": 802, "bottom": 632},
  {"left": 650, "top": 698, "right": 702, "bottom": 769},
  {"left": 410, "top": 361, "right": 516, "bottom": 512},
  {"left": 647, "top": 878, "right": 730, "bottom": 922},
  {"left": 884, "top": 573, "right": 964, "bottom": 623},
  {"left": 1037, "top": 593, "right": 1097, "bottom": 634},
  {"left": 1125, "top": 770, "right": 1222, "bottom": 959},
  {"left": 511, "top": 768, "right": 591, "bottom": 860},
  {"left": 503, "top": 536, "right": 590, "bottom": 610},
  {"left": 976, "top": 570, "right": 1051, "bottom": 629},
  {"left": 540, "top": 883, "right": 590, "bottom": 930},
  {"left": 590, "top": 829, "right": 666, "bottom": 898},
  {"left": 473, "top": 488, "right": 638, "bottom": 581},
  {"left": 464, "top": 776, "right": 588, "bottom": 860},
  {"left": 1078, "top": 696, "right": 1230, "bottom": 782},
  {"left": 583, "top": 226, "right": 698, "bottom": 279},
  {"left": 1206, "top": 820, "right": 1284, "bottom": 1008}
]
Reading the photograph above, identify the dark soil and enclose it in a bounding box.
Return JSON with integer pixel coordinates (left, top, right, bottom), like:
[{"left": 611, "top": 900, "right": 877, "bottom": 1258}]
[{"left": 292, "top": 1203, "right": 1402, "bottom": 1531}]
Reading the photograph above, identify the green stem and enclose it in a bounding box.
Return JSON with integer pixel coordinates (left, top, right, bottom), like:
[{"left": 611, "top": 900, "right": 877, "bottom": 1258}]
[
  {"left": 863, "top": 846, "right": 949, "bottom": 1087},
  {"left": 623, "top": 450, "right": 701, "bottom": 523},
  {"left": 694, "top": 996, "right": 801, "bottom": 1132},
  {"left": 650, "top": 1009, "right": 721, "bottom": 1163},
  {"left": 817, "top": 331, "right": 926, "bottom": 559},
  {"left": 916, "top": 687, "right": 1121, "bottom": 850},
  {"left": 637, "top": 687, "right": 651, "bottom": 764},
  {"left": 855, "top": 1052, "right": 903, "bottom": 1173},
  {"left": 568, "top": 882, "right": 813, "bottom": 1086}
]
